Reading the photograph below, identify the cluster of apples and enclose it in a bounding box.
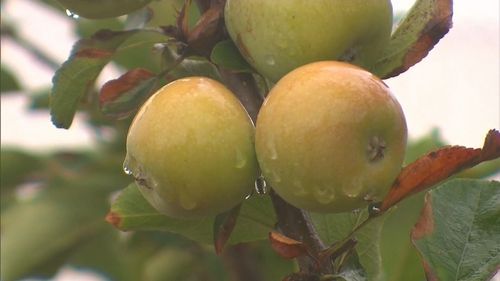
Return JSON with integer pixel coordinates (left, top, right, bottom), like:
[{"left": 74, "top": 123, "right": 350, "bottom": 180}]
[{"left": 83, "top": 0, "right": 408, "bottom": 218}]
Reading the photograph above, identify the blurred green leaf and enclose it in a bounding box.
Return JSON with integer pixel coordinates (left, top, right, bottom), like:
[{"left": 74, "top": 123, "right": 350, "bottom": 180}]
[
  {"left": 1, "top": 66, "right": 22, "bottom": 93},
  {"left": 405, "top": 128, "right": 446, "bottom": 164},
  {"left": 108, "top": 183, "right": 275, "bottom": 245},
  {"left": 210, "top": 40, "right": 253, "bottom": 73},
  {"left": 311, "top": 210, "right": 385, "bottom": 281},
  {"left": 29, "top": 88, "right": 51, "bottom": 110},
  {"left": 412, "top": 179, "right": 500, "bottom": 281},
  {"left": 76, "top": 18, "right": 125, "bottom": 39},
  {"left": 373, "top": 0, "right": 452, "bottom": 78},
  {"left": 0, "top": 149, "right": 43, "bottom": 190},
  {"left": 380, "top": 193, "right": 426, "bottom": 281},
  {"left": 145, "top": 0, "right": 185, "bottom": 27},
  {"left": 0, "top": 181, "right": 114, "bottom": 281},
  {"left": 50, "top": 29, "right": 160, "bottom": 128}
]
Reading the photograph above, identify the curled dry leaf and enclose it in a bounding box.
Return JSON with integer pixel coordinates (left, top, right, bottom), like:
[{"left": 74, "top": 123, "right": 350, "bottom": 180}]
[
  {"left": 213, "top": 204, "right": 241, "bottom": 255},
  {"left": 269, "top": 231, "right": 309, "bottom": 260},
  {"left": 99, "top": 68, "right": 157, "bottom": 119},
  {"left": 375, "top": 0, "right": 453, "bottom": 79},
  {"left": 380, "top": 129, "right": 500, "bottom": 211}
]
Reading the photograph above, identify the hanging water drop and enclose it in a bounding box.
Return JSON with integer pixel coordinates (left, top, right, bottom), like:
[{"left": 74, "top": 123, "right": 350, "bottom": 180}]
[
  {"left": 265, "top": 55, "right": 275, "bottom": 66},
  {"left": 123, "top": 162, "right": 133, "bottom": 175},
  {"left": 254, "top": 176, "right": 267, "bottom": 195},
  {"left": 65, "top": 9, "right": 80, "bottom": 19}
]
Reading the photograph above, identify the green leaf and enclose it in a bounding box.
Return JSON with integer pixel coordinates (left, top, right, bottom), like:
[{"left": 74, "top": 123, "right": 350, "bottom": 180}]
[
  {"left": 380, "top": 194, "right": 426, "bottom": 281},
  {"left": 210, "top": 40, "right": 253, "bottom": 72},
  {"left": 0, "top": 182, "right": 112, "bottom": 281},
  {"left": 1, "top": 66, "right": 22, "bottom": 93},
  {"left": 310, "top": 210, "right": 385, "bottom": 281},
  {"left": 50, "top": 29, "right": 154, "bottom": 129},
  {"left": 372, "top": 0, "right": 453, "bottom": 78},
  {"left": 411, "top": 179, "right": 500, "bottom": 281},
  {"left": 0, "top": 149, "right": 43, "bottom": 190},
  {"left": 108, "top": 183, "right": 275, "bottom": 244}
]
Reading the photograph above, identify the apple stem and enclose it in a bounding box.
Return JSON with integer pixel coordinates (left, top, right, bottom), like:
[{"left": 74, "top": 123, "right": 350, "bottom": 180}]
[{"left": 218, "top": 67, "right": 332, "bottom": 275}]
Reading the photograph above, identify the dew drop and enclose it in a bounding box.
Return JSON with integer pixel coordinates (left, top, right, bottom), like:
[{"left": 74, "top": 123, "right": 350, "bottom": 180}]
[
  {"left": 254, "top": 175, "right": 268, "bottom": 195},
  {"left": 343, "top": 179, "right": 364, "bottom": 198},
  {"left": 235, "top": 149, "right": 247, "bottom": 169},
  {"left": 265, "top": 55, "right": 275, "bottom": 66},
  {"left": 245, "top": 193, "right": 253, "bottom": 200},
  {"left": 368, "top": 203, "right": 381, "bottom": 216},
  {"left": 123, "top": 162, "right": 133, "bottom": 176},
  {"left": 65, "top": 9, "right": 80, "bottom": 19},
  {"left": 313, "top": 186, "right": 335, "bottom": 204},
  {"left": 179, "top": 192, "right": 197, "bottom": 210}
]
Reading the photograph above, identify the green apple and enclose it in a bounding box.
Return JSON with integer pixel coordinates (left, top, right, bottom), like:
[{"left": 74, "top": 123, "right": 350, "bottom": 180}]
[
  {"left": 56, "top": 0, "right": 153, "bottom": 19},
  {"left": 224, "top": 0, "right": 393, "bottom": 82},
  {"left": 125, "top": 77, "right": 258, "bottom": 218},
  {"left": 255, "top": 61, "right": 407, "bottom": 213}
]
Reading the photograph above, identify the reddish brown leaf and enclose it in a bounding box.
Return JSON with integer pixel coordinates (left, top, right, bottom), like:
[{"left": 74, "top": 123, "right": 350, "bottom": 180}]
[
  {"left": 105, "top": 211, "right": 122, "bottom": 228},
  {"left": 380, "top": 129, "right": 500, "bottom": 211},
  {"left": 99, "top": 68, "right": 155, "bottom": 105},
  {"left": 187, "top": 3, "right": 225, "bottom": 57},
  {"left": 213, "top": 204, "right": 241, "bottom": 255},
  {"left": 397, "top": 0, "right": 453, "bottom": 77},
  {"left": 74, "top": 48, "right": 113, "bottom": 59},
  {"left": 269, "top": 231, "right": 309, "bottom": 259},
  {"left": 410, "top": 194, "right": 435, "bottom": 240}
]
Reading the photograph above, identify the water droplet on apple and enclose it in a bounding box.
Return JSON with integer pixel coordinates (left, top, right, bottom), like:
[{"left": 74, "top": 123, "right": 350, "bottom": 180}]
[
  {"left": 123, "top": 162, "right": 133, "bottom": 175},
  {"left": 313, "top": 185, "right": 335, "bottom": 204},
  {"left": 254, "top": 175, "right": 267, "bottom": 195},
  {"left": 235, "top": 149, "right": 247, "bottom": 169},
  {"left": 343, "top": 179, "right": 364, "bottom": 198},
  {"left": 265, "top": 55, "right": 275, "bottom": 66},
  {"left": 65, "top": 9, "right": 80, "bottom": 19},
  {"left": 179, "top": 191, "right": 197, "bottom": 210}
]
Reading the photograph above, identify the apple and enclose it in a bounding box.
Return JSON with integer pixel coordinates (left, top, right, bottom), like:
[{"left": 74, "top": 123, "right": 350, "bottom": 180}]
[
  {"left": 56, "top": 0, "right": 153, "bottom": 19},
  {"left": 125, "top": 77, "right": 258, "bottom": 218},
  {"left": 255, "top": 61, "right": 407, "bottom": 213},
  {"left": 224, "top": 0, "right": 393, "bottom": 81}
]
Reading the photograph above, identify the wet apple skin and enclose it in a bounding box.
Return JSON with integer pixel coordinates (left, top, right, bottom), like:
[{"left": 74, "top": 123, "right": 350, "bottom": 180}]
[
  {"left": 255, "top": 61, "right": 407, "bottom": 213},
  {"left": 225, "top": 0, "right": 393, "bottom": 81},
  {"left": 125, "top": 77, "right": 258, "bottom": 218}
]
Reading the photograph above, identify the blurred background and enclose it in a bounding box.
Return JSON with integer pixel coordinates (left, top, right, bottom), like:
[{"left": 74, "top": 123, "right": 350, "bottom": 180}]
[{"left": 1, "top": 0, "right": 499, "bottom": 281}]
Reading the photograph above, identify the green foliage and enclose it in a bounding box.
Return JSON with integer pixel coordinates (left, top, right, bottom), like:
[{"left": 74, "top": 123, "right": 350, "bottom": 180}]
[
  {"left": 1, "top": 65, "right": 22, "bottom": 93},
  {"left": 109, "top": 183, "right": 276, "bottom": 245},
  {"left": 412, "top": 179, "right": 500, "bottom": 280}
]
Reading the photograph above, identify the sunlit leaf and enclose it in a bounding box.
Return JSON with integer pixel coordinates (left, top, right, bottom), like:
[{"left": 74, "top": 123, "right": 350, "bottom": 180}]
[{"left": 411, "top": 179, "right": 500, "bottom": 281}]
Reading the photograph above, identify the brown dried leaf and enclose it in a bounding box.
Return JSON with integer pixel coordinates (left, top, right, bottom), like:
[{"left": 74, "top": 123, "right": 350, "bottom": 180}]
[
  {"left": 99, "top": 68, "right": 155, "bottom": 105},
  {"left": 213, "top": 204, "right": 241, "bottom": 255},
  {"left": 374, "top": 0, "right": 453, "bottom": 78},
  {"left": 269, "top": 231, "right": 309, "bottom": 260},
  {"left": 380, "top": 129, "right": 500, "bottom": 211},
  {"left": 187, "top": 3, "right": 224, "bottom": 57}
]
